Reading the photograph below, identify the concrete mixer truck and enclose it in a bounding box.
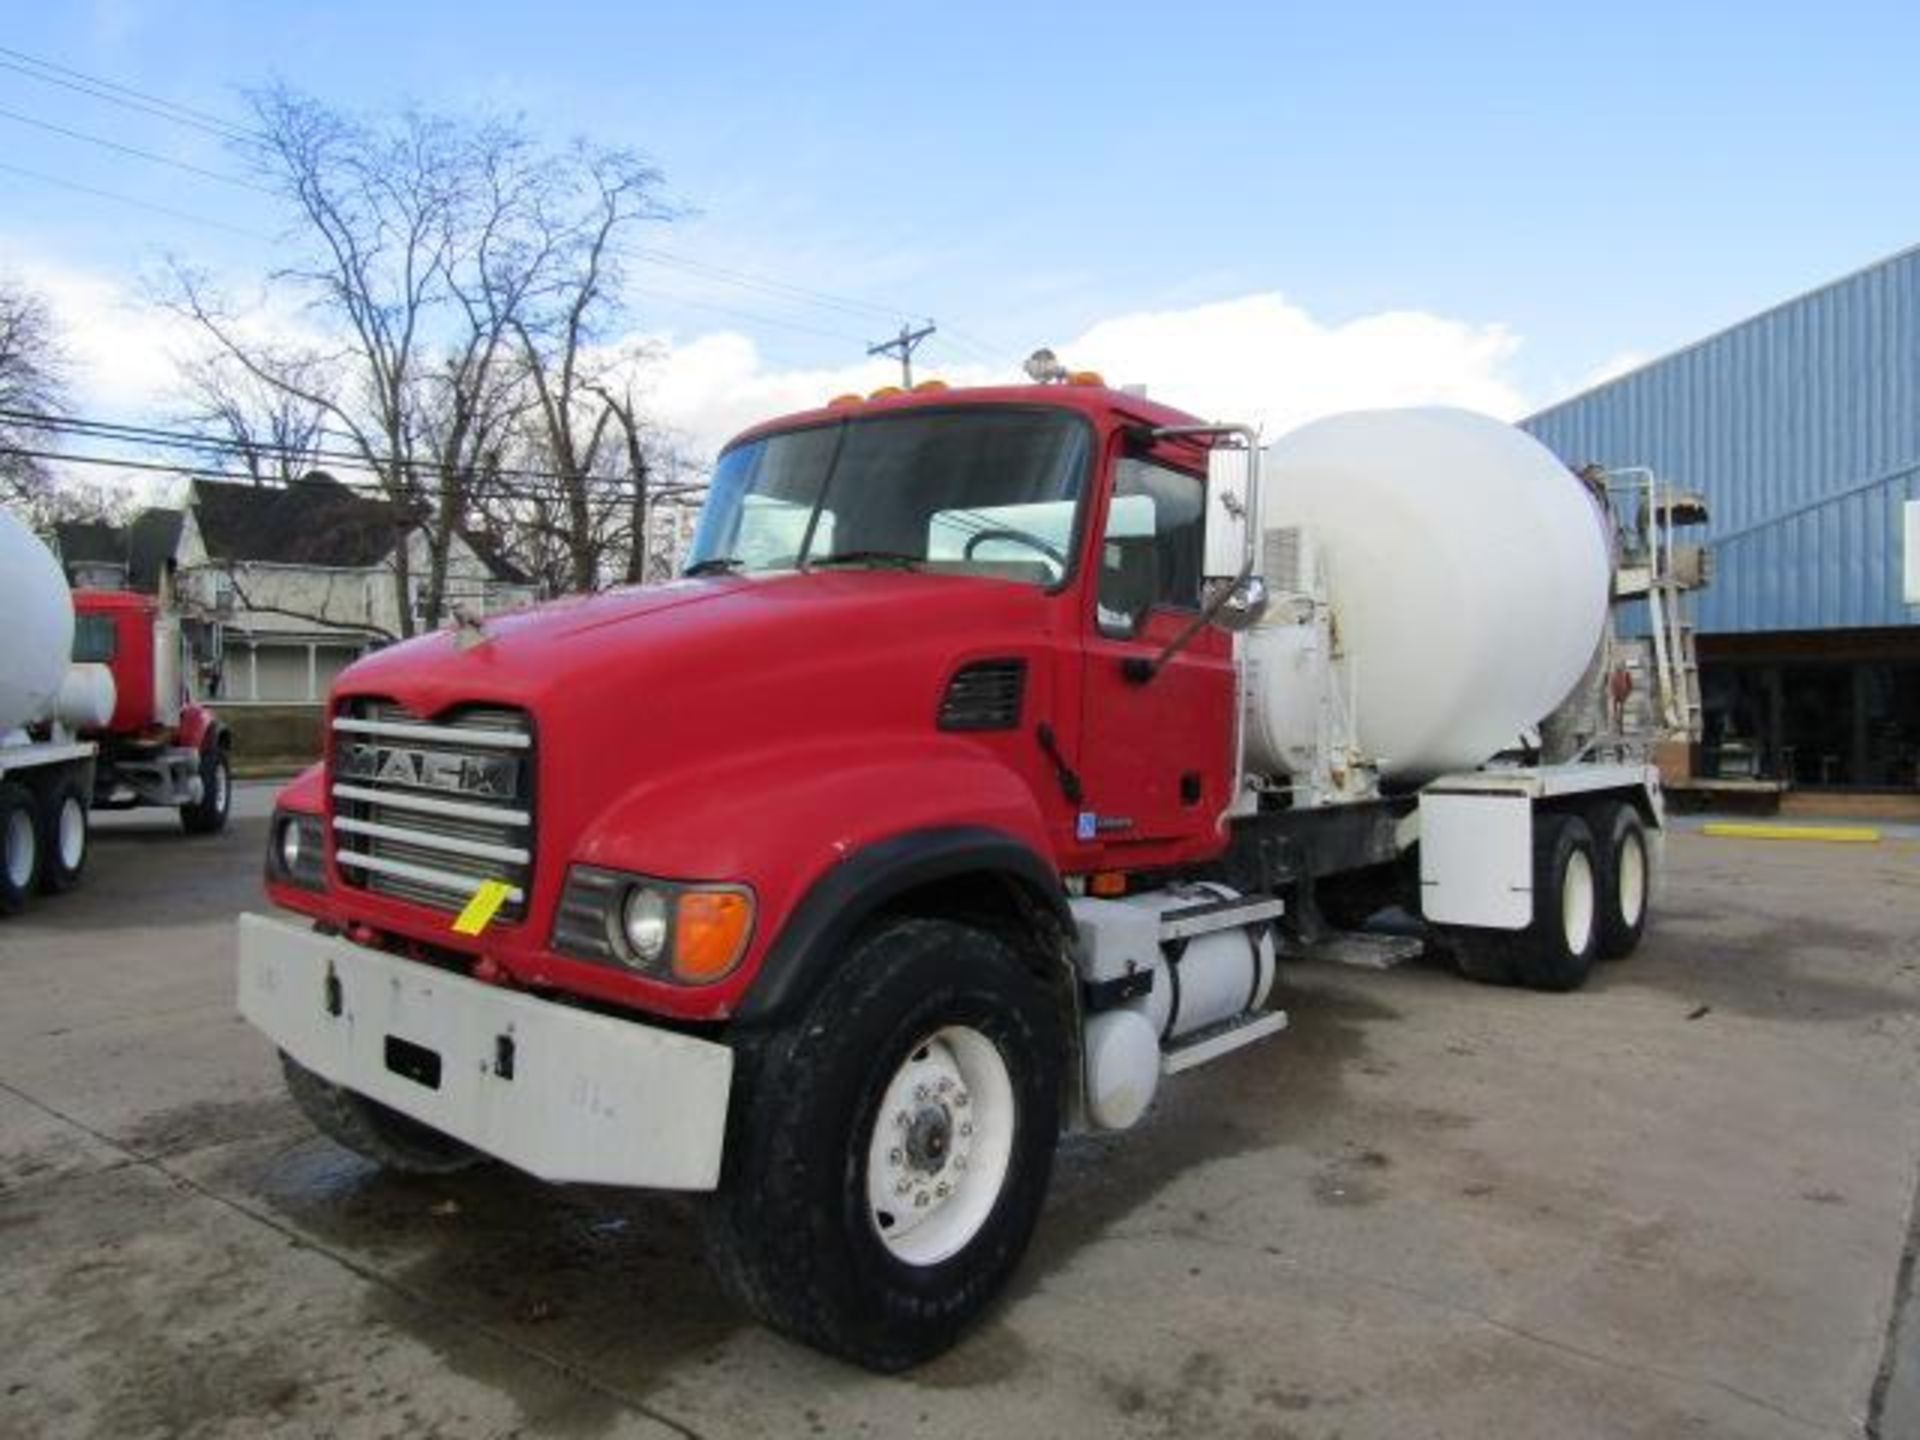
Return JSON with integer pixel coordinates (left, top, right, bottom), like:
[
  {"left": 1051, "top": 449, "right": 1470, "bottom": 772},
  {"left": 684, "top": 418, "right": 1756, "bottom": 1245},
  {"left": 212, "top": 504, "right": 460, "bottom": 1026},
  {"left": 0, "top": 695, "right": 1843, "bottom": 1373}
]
[
  {"left": 1, "top": 509, "right": 232, "bottom": 915},
  {"left": 237, "top": 382, "right": 1663, "bottom": 1370}
]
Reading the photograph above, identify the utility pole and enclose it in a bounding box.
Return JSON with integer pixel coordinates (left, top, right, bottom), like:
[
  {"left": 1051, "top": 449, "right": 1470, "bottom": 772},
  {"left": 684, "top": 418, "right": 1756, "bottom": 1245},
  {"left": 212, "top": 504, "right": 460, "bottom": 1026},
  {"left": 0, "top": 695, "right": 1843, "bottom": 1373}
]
[{"left": 868, "top": 320, "right": 936, "bottom": 388}]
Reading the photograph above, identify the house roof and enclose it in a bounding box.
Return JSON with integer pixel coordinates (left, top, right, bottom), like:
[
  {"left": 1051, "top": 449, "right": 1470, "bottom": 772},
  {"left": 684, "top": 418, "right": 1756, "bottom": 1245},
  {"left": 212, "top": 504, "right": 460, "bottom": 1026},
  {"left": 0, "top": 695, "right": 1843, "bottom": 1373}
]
[
  {"left": 55, "top": 519, "right": 127, "bottom": 568},
  {"left": 190, "top": 473, "right": 400, "bottom": 567},
  {"left": 458, "top": 526, "right": 533, "bottom": 586},
  {"left": 54, "top": 511, "right": 182, "bottom": 593},
  {"left": 126, "top": 508, "right": 184, "bottom": 591}
]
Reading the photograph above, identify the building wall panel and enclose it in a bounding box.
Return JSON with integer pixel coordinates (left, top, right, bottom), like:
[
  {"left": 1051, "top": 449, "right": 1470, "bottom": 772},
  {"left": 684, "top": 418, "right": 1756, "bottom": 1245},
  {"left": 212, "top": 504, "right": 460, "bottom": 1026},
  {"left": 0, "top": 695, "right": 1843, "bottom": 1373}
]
[{"left": 1524, "top": 246, "right": 1920, "bottom": 633}]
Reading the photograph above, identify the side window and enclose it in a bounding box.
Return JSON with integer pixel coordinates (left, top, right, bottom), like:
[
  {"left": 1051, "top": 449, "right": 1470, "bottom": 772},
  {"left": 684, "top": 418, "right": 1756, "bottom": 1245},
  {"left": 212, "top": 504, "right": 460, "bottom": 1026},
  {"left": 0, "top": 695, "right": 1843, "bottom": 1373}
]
[
  {"left": 1096, "top": 456, "right": 1204, "bottom": 636},
  {"left": 72, "top": 615, "right": 118, "bottom": 663}
]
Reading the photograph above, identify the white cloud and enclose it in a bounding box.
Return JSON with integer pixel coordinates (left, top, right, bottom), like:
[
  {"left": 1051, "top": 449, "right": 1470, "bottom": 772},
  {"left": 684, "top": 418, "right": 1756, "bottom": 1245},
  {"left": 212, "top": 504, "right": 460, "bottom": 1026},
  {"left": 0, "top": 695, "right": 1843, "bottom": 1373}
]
[
  {"left": 640, "top": 292, "right": 1532, "bottom": 460},
  {"left": 11, "top": 259, "right": 191, "bottom": 417},
  {"left": 3, "top": 247, "right": 1539, "bottom": 470}
]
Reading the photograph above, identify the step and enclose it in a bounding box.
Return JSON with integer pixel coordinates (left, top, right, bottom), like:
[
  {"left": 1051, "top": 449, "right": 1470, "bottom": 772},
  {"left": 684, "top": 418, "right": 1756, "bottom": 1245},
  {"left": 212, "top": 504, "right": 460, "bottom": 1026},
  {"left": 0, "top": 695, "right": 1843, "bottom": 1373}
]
[
  {"left": 1156, "top": 894, "right": 1286, "bottom": 941},
  {"left": 1162, "top": 1009, "right": 1290, "bottom": 1075},
  {"left": 1303, "top": 931, "right": 1428, "bottom": 970}
]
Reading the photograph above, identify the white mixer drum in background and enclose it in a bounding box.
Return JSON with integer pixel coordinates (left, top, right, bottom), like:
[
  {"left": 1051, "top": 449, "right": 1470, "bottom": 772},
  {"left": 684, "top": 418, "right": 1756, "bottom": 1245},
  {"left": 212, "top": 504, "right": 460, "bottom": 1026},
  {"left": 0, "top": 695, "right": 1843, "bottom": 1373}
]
[
  {"left": 0, "top": 508, "right": 76, "bottom": 735},
  {"left": 1252, "top": 408, "right": 1610, "bottom": 784}
]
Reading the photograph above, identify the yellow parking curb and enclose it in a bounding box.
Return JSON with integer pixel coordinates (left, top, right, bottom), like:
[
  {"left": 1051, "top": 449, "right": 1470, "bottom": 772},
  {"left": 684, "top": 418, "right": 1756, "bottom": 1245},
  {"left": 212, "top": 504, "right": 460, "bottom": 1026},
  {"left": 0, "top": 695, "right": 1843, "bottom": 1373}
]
[{"left": 1701, "top": 822, "right": 1880, "bottom": 844}]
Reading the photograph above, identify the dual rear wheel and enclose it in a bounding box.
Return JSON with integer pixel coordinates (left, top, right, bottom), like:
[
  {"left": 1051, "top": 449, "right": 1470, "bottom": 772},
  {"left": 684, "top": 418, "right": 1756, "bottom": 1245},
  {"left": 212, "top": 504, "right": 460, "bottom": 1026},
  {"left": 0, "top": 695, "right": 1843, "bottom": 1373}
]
[
  {"left": 1449, "top": 800, "right": 1649, "bottom": 991},
  {"left": 0, "top": 776, "right": 91, "bottom": 916}
]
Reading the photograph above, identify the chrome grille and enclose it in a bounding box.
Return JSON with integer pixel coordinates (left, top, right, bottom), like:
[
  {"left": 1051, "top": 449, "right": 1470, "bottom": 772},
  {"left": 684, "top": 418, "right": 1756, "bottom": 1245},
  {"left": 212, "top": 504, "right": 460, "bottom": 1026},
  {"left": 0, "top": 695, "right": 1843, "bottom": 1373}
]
[{"left": 330, "top": 699, "right": 535, "bottom": 920}]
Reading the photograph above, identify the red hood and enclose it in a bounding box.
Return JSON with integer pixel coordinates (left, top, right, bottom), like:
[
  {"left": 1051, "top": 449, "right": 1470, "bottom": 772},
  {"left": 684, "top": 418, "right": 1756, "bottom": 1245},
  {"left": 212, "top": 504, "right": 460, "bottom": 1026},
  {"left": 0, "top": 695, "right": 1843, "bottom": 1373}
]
[{"left": 334, "top": 570, "right": 1051, "bottom": 722}]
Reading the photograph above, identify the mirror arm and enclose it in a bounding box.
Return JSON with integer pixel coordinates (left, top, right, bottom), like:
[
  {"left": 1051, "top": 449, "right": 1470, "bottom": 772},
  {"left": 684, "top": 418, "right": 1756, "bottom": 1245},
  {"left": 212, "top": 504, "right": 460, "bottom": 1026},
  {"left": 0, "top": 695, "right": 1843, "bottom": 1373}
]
[{"left": 1121, "top": 578, "right": 1249, "bottom": 684}]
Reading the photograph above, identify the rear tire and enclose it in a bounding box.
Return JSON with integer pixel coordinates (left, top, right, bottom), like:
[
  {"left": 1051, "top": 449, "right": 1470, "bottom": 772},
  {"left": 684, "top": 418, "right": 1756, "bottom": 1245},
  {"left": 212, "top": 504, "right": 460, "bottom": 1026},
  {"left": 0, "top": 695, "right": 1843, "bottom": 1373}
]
[
  {"left": 180, "top": 742, "right": 231, "bottom": 835},
  {"left": 1449, "top": 812, "right": 1601, "bottom": 992},
  {"left": 702, "top": 916, "right": 1064, "bottom": 1371},
  {"left": 37, "top": 778, "right": 89, "bottom": 894},
  {"left": 280, "top": 1053, "right": 480, "bottom": 1175},
  {"left": 0, "top": 783, "right": 41, "bottom": 916},
  {"left": 1589, "top": 801, "right": 1650, "bottom": 960}
]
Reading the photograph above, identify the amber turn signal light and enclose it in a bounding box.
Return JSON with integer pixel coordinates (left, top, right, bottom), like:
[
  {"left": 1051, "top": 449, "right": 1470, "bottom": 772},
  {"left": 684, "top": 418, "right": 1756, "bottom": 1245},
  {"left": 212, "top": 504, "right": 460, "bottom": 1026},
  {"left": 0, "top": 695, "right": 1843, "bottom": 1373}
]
[{"left": 672, "top": 889, "right": 754, "bottom": 982}]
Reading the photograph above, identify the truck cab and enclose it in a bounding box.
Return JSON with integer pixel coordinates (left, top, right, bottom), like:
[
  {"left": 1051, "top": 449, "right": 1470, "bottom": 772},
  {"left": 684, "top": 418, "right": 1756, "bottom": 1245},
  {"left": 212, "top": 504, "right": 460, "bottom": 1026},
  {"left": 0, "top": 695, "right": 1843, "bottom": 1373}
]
[{"left": 71, "top": 589, "right": 231, "bottom": 832}]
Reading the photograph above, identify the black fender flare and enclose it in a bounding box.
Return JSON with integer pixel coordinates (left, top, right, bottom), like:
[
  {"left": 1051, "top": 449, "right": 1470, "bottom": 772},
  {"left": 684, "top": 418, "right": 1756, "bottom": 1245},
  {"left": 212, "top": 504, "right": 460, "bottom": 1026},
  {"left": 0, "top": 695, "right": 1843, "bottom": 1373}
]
[{"left": 732, "top": 825, "right": 1072, "bottom": 1025}]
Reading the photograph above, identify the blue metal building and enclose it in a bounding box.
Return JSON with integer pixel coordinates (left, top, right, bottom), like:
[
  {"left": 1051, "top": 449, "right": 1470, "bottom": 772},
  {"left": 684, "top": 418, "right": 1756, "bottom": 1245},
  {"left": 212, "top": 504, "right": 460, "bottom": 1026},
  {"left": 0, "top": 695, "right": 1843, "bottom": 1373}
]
[{"left": 1522, "top": 245, "right": 1920, "bottom": 791}]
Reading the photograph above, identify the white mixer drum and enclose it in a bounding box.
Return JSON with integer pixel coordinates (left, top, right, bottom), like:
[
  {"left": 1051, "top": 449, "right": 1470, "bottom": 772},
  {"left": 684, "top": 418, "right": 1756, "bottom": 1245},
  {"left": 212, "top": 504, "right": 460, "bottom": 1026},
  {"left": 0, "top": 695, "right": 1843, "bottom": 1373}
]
[
  {"left": 1253, "top": 408, "right": 1609, "bottom": 784},
  {"left": 0, "top": 508, "right": 75, "bottom": 734}
]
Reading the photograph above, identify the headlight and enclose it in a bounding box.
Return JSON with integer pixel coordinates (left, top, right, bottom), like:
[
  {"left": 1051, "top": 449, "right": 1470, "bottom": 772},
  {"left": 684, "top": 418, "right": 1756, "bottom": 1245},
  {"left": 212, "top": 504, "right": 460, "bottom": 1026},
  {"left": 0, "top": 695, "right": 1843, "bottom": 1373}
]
[
  {"left": 620, "top": 886, "right": 670, "bottom": 963},
  {"left": 552, "top": 866, "right": 755, "bottom": 983},
  {"left": 268, "top": 811, "right": 326, "bottom": 890}
]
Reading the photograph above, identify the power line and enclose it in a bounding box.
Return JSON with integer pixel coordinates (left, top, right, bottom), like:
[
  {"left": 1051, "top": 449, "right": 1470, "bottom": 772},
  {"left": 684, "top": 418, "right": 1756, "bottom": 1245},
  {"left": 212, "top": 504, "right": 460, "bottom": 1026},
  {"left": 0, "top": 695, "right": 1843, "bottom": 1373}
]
[
  {"left": 0, "top": 44, "right": 1018, "bottom": 375},
  {"left": 4, "top": 443, "right": 709, "bottom": 512},
  {"left": 0, "top": 106, "right": 276, "bottom": 193},
  {"left": 4, "top": 410, "right": 710, "bottom": 504},
  {"left": 0, "top": 160, "right": 271, "bottom": 239},
  {"left": 0, "top": 55, "right": 259, "bottom": 146},
  {"left": 0, "top": 43, "right": 258, "bottom": 136}
]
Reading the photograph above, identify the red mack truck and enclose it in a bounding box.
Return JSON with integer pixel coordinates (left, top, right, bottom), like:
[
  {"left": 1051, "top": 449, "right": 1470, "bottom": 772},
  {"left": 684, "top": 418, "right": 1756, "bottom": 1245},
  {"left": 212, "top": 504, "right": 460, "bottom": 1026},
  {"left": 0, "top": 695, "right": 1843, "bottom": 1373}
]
[{"left": 237, "top": 380, "right": 1661, "bottom": 1369}]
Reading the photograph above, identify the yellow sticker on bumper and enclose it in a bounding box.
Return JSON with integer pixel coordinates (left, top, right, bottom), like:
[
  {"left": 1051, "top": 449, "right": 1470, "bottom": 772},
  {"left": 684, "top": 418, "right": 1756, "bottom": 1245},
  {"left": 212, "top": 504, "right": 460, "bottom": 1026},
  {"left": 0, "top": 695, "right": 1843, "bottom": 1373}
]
[{"left": 453, "top": 879, "right": 514, "bottom": 936}]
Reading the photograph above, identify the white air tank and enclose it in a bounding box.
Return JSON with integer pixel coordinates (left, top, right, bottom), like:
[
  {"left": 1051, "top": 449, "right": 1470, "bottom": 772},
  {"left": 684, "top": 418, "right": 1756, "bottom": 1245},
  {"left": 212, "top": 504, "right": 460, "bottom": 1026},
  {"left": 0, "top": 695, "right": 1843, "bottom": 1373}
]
[
  {"left": 0, "top": 508, "right": 76, "bottom": 735},
  {"left": 1249, "top": 408, "right": 1609, "bottom": 784}
]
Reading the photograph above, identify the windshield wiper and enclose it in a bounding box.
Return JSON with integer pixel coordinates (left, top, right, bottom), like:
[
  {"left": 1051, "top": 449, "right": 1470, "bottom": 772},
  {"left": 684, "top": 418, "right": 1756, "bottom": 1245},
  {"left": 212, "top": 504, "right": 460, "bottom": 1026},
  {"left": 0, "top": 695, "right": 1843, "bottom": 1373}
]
[
  {"left": 806, "top": 550, "right": 924, "bottom": 571},
  {"left": 684, "top": 556, "right": 744, "bottom": 576}
]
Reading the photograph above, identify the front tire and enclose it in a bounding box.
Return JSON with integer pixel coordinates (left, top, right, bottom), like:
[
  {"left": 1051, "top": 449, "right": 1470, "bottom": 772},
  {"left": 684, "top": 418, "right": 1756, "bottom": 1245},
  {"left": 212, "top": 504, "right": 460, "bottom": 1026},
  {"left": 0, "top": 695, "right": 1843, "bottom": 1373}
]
[
  {"left": 0, "top": 783, "right": 40, "bottom": 915},
  {"left": 280, "top": 1053, "right": 480, "bottom": 1175},
  {"left": 180, "top": 742, "right": 231, "bottom": 835},
  {"left": 703, "top": 916, "right": 1064, "bottom": 1371}
]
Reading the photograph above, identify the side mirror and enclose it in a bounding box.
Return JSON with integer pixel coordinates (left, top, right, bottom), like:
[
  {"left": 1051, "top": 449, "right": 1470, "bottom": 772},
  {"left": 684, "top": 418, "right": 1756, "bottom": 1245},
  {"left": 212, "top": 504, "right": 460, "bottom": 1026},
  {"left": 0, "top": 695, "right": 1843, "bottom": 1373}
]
[
  {"left": 1202, "top": 445, "right": 1252, "bottom": 583},
  {"left": 1202, "top": 445, "right": 1266, "bottom": 631}
]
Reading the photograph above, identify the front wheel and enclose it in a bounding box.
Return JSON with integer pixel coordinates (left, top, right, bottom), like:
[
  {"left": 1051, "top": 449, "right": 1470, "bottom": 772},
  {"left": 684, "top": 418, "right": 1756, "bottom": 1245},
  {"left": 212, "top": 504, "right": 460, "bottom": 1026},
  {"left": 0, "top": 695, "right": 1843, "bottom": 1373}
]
[
  {"left": 180, "top": 742, "right": 231, "bottom": 835},
  {"left": 703, "top": 916, "right": 1064, "bottom": 1371},
  {"left": 280, "top": 1053, "right": 480, "bottom": 1174}
]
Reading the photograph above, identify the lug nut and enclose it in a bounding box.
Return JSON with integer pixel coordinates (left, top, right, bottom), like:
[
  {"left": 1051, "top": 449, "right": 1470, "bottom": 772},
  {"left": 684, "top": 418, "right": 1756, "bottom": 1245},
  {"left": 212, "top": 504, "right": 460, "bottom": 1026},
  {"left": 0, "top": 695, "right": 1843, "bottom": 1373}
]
[
  {"left": 915, "top": 1192, "right": 930, "bottom": 1208},
  {"left": 888, "top": 1148, "right": 903, "bottom": 1165},
  {"left": 959, "top": 1122, "right": 973, "bottom": 1138},
  {"left": 895, "top": 1179, "right": 911, "bottom": 1196}
]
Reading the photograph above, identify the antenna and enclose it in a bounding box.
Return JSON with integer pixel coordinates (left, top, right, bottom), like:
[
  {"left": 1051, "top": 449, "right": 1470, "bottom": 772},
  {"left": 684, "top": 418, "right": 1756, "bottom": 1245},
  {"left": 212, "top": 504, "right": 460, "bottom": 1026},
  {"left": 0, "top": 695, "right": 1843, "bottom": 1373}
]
[{"left": 867, "top": 321, "right": 937, "bottom": 387}]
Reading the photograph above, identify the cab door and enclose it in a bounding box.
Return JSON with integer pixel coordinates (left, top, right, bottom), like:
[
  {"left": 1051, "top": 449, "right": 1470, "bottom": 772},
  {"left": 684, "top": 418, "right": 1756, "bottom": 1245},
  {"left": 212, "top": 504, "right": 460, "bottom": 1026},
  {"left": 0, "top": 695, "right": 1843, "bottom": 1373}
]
[{"left": 1073, "top": 445, "right": 1236, "bottom": 865}]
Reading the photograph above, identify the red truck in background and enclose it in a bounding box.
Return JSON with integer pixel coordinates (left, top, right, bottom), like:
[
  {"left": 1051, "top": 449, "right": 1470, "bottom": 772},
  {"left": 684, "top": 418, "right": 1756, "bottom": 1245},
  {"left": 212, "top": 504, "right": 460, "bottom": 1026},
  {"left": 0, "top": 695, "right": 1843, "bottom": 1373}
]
[
  {"left": 238, "top": 379, "right": 1663, "bottom": 1369},
  {"left": 0, "top": 511, "right": 232, "bottom": 915}
]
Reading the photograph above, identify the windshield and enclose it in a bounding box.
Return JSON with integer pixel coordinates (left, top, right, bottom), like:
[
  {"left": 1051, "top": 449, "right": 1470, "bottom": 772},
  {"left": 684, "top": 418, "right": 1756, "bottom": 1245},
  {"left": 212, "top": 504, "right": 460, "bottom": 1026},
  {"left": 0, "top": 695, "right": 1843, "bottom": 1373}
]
[{"left": 687, "top": 407, "right": 1091, "bottom": 586}]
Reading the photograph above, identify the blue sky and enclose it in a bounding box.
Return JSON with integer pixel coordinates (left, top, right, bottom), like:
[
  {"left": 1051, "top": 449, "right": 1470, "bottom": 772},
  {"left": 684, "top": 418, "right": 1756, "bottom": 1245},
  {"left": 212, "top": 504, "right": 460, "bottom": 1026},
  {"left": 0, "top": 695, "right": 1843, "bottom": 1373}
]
[{"left": 4, "top": 1, "right": 1919, "bottom": 456}]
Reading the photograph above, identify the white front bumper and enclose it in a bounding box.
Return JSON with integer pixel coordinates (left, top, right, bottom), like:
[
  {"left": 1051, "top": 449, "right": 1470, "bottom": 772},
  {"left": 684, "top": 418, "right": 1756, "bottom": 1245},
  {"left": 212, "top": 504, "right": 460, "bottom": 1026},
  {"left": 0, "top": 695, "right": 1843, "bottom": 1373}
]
[{"left": 237, "top": 912, "right": 733, "bottom": 1189}]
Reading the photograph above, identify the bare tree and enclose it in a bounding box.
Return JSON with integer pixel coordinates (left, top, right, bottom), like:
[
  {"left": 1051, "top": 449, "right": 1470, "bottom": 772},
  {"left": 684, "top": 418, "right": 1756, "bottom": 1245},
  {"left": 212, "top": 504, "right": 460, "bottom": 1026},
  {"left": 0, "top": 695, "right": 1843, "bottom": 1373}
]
[
  {"left": 508, "top": 147, "right": 671, "bottom": 590},
  {"left": 160, "top": 86, "right": 684, "bottom": 619},
  {"left": 0, "top": 279, "right": 68, "bottom": 517},
  {"left": 175, "top": 350, "right": 330, "bottom": 484}
]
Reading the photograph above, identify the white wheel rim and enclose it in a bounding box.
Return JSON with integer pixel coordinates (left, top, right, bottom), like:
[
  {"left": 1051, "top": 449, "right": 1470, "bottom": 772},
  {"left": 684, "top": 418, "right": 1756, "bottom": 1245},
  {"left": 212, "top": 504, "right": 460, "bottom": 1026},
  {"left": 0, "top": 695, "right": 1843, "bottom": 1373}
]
[
  {"left": 212, "top": 759, "right": 230, "bottom": 813},
  {"left": 1562, "top": 849, "right": 1596, "bottom": 955},
  {"left": 5, "top": 810, "right": 35, "bottom": 889},
  {"left": 1617, "top": 831, "right": 1646, "bottom": 928},
  {"left": 57, "top": 797, "right": 85, "bottom": 871},
  {"left": 865, "top": 1024, "right": 1016, "bottom": 1267}
]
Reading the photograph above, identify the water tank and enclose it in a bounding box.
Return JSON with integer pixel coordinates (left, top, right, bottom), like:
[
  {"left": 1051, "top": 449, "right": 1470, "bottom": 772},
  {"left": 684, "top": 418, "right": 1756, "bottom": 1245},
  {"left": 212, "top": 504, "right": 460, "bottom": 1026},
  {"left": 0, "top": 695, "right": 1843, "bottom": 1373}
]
[
  {"left": 0, "top": 508, "right": 76, "bottom": 735},
  {"left": 1249, "top": 408, "right": 1609, "bottom": 784}
]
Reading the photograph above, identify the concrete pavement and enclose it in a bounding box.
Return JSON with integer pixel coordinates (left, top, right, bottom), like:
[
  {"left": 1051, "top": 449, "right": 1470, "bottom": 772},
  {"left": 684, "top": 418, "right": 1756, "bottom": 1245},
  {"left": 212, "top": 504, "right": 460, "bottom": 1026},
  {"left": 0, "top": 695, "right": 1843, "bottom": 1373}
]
[{"left": 1, "top": 784, "right": 1916, "bottom": 1438}]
